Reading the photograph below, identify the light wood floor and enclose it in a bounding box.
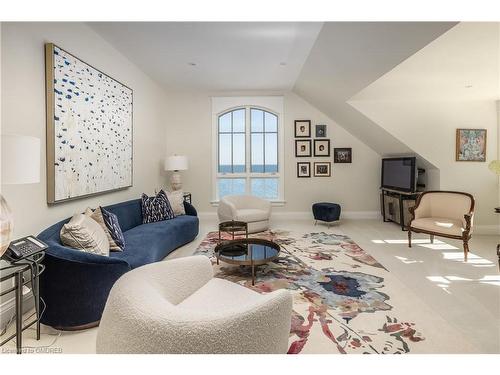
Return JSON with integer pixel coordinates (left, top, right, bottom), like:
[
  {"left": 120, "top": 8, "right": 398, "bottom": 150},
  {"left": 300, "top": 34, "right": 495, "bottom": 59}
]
[{"left": 2, "top": 217, "right": 499, "bottom": 354}]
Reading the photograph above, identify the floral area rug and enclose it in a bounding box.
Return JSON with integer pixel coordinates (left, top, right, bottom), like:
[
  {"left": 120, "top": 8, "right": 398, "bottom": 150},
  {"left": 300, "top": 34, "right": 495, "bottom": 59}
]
[{"left": 194, "top": 229, "right": 475, "bottom": 354}]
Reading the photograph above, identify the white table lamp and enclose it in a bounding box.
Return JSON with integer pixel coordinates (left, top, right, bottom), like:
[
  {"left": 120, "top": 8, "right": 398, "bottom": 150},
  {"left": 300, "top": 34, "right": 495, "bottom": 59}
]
[
  {"left": 164, "top": 155, "right": 188, "bottom": 191},
  {"left": 1, "top": 134, "right": 41, "bottom": 257}
]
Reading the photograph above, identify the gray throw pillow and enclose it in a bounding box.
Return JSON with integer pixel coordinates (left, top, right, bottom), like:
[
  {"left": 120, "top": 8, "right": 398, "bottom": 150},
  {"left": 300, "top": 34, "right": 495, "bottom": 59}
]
[
  {"left": 166, "top": 190, "right": 186, "bottom": 216},
  {"left": 60, "top": 213, "right": 110, "bottom": 256}
]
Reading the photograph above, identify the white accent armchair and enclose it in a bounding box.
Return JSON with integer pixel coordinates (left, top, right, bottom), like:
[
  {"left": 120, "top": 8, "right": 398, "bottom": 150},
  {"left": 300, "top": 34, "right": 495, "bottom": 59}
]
[
  {"left": 217, "top": 195, "right": 272, "bottom": 233},
  {"left": 408, "top": 191, "right": 474, "bottom": 261},
  {"left": 96, "top": 256, "right": 292, "bottom": 354}
]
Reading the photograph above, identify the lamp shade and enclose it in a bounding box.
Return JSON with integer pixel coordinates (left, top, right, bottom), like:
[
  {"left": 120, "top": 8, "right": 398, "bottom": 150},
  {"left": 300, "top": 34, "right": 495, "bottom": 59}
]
[
  {"left": 165, "top": 155, "right": 188, "bottom": 171},
  {"left": 1, "top": 134, "right": 41, "bottom": 184}
]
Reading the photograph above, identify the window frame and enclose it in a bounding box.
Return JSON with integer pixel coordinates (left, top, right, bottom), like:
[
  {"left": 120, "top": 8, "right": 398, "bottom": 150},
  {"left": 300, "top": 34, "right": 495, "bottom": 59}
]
[{"left": 211, "top": 99, "right": 284, "bottom": 205}]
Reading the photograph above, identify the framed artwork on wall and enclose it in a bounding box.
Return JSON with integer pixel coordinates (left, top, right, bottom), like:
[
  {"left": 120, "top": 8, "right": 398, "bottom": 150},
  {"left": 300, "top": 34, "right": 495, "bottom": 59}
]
[
  {"left": 297, "top": 162, "right": 311, "bottom": 178},
  {"left": 313, "top": 139, "right": 330, "bottom": 157},
  {"left": 45, "top": 43, "right": 133, "bottom": 204},
  {"left": 295, "top": 140, "right": 312, "bottom": 157},
  {"left": 456, "top": 128, "right": 487, "bottom": 162},
  {"left": 314, "top": 162, "right": 331, "bottom": 177},
  {"left": 295, "top": 120, "right": 311, "bottom": 138},
  {"left": 334, "top": 148, "right": 352, "bottom": 163},
  {"left": 315, "top": 124, "right": 327, "bottom": 137}
]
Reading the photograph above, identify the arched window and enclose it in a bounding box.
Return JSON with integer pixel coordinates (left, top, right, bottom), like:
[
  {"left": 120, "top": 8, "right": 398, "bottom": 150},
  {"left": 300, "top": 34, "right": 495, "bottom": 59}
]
[{"left": 215, "top": 105, "right": 282, "bottom": 201}]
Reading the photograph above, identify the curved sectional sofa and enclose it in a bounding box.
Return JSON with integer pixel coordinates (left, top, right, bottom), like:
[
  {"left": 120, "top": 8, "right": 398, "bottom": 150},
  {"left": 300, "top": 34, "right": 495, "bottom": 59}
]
[{"left": 37, "top": 198, "right": 199, "bottom": 330}]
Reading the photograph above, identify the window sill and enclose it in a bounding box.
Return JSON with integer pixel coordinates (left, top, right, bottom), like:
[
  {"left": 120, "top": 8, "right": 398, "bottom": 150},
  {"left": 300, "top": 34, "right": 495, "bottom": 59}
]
[{"left": 210, "top": 200, "right": 286, "bottom": 207}]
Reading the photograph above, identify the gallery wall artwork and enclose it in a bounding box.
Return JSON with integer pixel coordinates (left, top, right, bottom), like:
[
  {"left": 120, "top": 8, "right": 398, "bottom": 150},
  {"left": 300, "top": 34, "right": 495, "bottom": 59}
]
[
  {"left": 294, "top": 120, "right": 311, "bottom": 137},
  {"left": 456, "top": 128, "right": 487, "bottom": 162},
  {"left": 334, "top": 148, "right": 352, "bottom": 163},
  {"left": 45, "top": 43, "right": 133, "bottom": 203},
  {"left": 297, "top": 162, "right": 311, "bottom": 178},
  {"left": 314, "top": 162, "right": 331, "bottom": 177}
]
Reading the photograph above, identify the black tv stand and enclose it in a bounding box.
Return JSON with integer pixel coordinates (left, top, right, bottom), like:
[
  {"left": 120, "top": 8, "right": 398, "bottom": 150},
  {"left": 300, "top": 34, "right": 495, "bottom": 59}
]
[{"left": 380, "top": 188, "right": 421, "bottom": 231}]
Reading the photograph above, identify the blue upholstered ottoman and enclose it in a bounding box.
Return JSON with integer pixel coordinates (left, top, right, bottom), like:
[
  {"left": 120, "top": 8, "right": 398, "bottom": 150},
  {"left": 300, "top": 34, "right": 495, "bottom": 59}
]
[{"left": 312, "top": 202, "right": 341, "bottom": 226}]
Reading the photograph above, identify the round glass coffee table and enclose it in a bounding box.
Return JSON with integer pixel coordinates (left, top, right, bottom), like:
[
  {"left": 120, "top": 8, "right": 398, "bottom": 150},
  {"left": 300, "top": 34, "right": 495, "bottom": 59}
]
[{"left": 214, "top": 238, "right": 280, "bottom": 285}]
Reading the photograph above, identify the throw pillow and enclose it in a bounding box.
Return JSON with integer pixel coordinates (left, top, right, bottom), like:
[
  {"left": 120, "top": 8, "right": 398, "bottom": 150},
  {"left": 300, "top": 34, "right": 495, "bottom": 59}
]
[
  {"left": 85, "top": 207, "right": 124, "bottom": 252},
  {"left": 166, "top": 190, "right": 186, "bottom": 216},
  {"left": 60, "top": 213, "right": 110, "bottom": 256},
  {"left": 100, "top": 207, "right": 126, "bottom": 251},
  {"left": 141, "top": 189, "right": 175, "bottom": 224}
]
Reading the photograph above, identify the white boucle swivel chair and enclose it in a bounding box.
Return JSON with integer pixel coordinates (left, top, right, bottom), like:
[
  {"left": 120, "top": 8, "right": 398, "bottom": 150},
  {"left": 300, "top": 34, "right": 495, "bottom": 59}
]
[
  {"left": 96, "top": 255, "right": 292, "bottom": 354},
  {"left": 217, "top": 195, "right": 272, "bottom": 233}
]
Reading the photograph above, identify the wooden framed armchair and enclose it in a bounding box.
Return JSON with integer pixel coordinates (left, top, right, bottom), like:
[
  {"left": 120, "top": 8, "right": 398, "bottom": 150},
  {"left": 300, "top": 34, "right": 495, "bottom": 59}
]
[{"left": 408, "top": 191, "right": 475, "bottom": 261}]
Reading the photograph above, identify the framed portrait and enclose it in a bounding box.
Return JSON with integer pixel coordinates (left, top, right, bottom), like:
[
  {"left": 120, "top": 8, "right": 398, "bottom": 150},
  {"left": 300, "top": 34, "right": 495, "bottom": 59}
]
[
  {"left": 295, "top": 140, "right": 312, "bottom": 157},
  {"left": 45, "top": 43, "right": 133, "bottom": 204},
  {"left": 314, "top": 139, "right": 330, "bottom": 157},
  {"left": 456, "top": 129, "right": 487, "bottom": 162},
  {"left": 315, "top": 124, "right": 327, "bottom": 137},
  {"left": 334, "top": 148, "right": 352, "bottom": 163},
  {"left": 295, "top": 120, "right": 311, "bottom": 138},
  {"left": 314, "top": 162, "right": 331, "bottom": 177},
  {"left": 297, "top": 162, "right": 311, "bottom": 178}
]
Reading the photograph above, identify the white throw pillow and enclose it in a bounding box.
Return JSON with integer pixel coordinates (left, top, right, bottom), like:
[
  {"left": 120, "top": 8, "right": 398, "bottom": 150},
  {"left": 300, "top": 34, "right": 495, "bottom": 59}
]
[
  {"left": 166, "top": 190, "right": 186, "bottom": 216},
  {"left": 60, "top": 213, "right": 110, "bottom": 256}
]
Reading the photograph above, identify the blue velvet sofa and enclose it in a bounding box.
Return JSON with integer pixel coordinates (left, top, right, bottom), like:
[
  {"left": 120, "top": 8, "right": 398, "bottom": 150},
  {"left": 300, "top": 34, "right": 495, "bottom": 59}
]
[{"left": 37, "top": 198, "right": 199, "bottom": 330}]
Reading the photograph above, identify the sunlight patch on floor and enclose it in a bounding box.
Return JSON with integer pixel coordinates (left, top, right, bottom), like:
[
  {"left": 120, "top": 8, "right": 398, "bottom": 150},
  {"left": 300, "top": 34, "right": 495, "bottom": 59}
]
[
  {"left": 442, "top": 252, "right": 496, "bottom": 267},
  {"left": 394, "top": 255, "right": 424, "bottom": 264},
  {"left": 426, "top": 274, "right": 500, "bottom": 293}
]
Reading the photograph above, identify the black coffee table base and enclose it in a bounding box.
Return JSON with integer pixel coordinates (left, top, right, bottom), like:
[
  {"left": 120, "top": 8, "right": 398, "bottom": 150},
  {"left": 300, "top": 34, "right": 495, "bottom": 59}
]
[{"left": 214, "top": 238, "right": 280, "bottom": 285}]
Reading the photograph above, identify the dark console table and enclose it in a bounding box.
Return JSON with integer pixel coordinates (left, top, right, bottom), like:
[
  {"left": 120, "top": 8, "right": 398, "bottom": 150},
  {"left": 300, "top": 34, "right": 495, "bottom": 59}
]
[{"left": 381, "top": 188, "right": 421, "bottom": 231}]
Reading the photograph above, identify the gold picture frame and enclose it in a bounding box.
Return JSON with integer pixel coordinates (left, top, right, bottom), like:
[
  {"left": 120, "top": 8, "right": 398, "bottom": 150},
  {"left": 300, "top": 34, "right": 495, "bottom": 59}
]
[
  {"left": 456, "top": 128, "right": 487, "bottom": 162},
  {"left": 45, "top": 43, "right": 133, "bottom": 204}
]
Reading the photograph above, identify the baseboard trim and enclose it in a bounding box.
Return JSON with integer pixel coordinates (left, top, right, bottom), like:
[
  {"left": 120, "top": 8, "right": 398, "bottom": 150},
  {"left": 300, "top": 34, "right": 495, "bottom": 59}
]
[
  {"left": 199, "top": 212, "right": 496, "bottom": 233},
  {"left": 198, "top": 211, "right": 381, "bottom": 221}
]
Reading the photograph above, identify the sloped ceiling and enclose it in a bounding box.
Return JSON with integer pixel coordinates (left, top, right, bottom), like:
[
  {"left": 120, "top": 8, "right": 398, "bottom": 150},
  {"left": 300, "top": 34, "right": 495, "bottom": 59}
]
[{"left": 293, "top": 22, "right": 457, "bottom": 156}]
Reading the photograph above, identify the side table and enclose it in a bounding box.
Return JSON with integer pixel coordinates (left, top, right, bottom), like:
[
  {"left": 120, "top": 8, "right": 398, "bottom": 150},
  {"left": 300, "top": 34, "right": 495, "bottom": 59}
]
[
  {"left": 218, "top": 220, "right": 248, "bottom": 243},
  {"left": 0, "top": 252, "right": 45, "bottom": 354}
]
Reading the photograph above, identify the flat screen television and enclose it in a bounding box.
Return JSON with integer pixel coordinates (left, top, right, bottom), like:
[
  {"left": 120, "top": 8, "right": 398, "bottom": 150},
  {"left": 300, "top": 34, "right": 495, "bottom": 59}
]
[{"left": 381, "top": 157, "right": 417, "bottom": 193}]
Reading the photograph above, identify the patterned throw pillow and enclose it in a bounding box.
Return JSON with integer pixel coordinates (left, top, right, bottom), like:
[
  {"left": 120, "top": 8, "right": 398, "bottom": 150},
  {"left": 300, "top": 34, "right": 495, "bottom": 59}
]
[
  {"left": 101, "top": 207, "right": 126, "bottom": 251},
  {"left": 141, "top": 190, "right": 175, "bottom": 224}
]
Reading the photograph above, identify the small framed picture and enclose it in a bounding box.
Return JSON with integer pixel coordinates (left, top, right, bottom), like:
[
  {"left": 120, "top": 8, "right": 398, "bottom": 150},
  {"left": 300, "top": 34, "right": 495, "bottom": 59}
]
[
  {"left": 297, "top": 162, "right": 311, "bottom": 178},
  {"left": 314, "top": 139, "right": 330, "bottom": 157},
  {"left": 456, "top": 128, "right": 487, "bottom": 162},
  {"left": 295, "top": 120, "right": 311, "bottom": 138},
  {"left": 334, "top": 148, "right": 352, "bottom": 163},
  {"left": 315, "top": 124, "right": 327, "bottom": 137},
  {"left": 295, "top": 140, "right": 312, "bottom": 157},
  {"left": 314, "top": 162, "right": 331, "bottom": 177}
]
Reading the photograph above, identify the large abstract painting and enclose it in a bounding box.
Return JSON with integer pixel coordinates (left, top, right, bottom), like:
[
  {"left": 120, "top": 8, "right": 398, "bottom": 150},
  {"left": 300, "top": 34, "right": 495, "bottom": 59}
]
[
  {"left": 456, "top": 128, "right": 487, "bottom": 162},
  {"left": 45, "top": 43, "right": 133, "bottom": 203}
]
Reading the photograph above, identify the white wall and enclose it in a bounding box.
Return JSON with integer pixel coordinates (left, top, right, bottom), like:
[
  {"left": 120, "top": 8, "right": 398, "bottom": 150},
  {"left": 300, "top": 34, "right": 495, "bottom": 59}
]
[
  {"left": 1, "top": 22, "right": 168, "bottom": 237},
  {"left": 349, "top": 23, "right": 500, "bottom": 229},
  {"left": 351, "top": 100, "right": 498, "bottom": 227},
  {"left": 164, "top": 90, "right": 381, "bottom": 217}
]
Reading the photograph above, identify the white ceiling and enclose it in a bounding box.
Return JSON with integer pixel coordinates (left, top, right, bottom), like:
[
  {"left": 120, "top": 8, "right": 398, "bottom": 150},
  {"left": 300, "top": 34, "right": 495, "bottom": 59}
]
[{"left": 90, "top": 22, "right": 323, "bottom": 91}]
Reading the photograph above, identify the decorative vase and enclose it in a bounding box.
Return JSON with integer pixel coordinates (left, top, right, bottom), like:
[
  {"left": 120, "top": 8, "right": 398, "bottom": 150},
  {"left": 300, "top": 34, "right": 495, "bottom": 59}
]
[{"left": 0, "top": 195, "right": 13, "bottom": 257}]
